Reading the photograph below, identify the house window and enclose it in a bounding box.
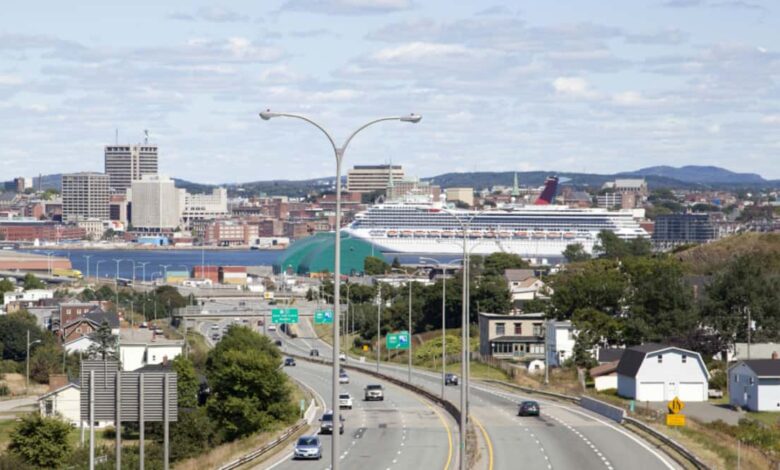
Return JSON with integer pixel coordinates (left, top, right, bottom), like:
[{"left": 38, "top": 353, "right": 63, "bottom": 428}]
[
  {"left": 750, "top": 377, "right": 754, "bottom": 385},
  {"left": 530, "top": 344, "right": 544, "bottom": 354},
  {"left": 682, "top": 355, "right": 687, "bottom": 363},
  {"left": 657, "top": 355, "right": 663, "bottom": 364},
  {"left": 45, "top": 399, "right": 54, "bottom": 415},
  {"left": 514, "top": 323, "right": 522, "bottom": 335},
  {"left": 532, "top": 323, "right": 543, "bottom": 337},
  {"left": 495, "top": 323, "right": 505, "bottom": 336},
  {"left": 734, "top": 375, "right": 738, "bottom": 383}
]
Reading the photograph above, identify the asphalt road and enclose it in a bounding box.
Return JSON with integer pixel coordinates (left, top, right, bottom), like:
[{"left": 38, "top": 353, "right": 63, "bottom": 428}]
[
  {"left": 258, "top": 358, "right": 454, "bottom": 470},
  {"left": 275, "top": 316, "right": 680, "bottom": 470}
]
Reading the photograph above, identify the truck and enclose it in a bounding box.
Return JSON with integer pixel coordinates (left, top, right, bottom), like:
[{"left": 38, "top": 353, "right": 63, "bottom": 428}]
[{"left": 52, "top": 268, "right": 83, "bottom": 279}]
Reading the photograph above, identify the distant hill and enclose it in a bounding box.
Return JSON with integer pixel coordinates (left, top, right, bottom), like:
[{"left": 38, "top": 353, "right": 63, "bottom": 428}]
[
  {"left": 621, "top": 166, "right": 765, "bottom": 185},
  {"left": 675, "top": 233, "right": 780, "bottom": 275},
  {"left": 423, "top": 171, "right": 691, "bottom": 191}
]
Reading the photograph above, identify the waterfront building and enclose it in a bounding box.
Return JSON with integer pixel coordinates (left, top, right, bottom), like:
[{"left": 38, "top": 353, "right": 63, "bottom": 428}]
[
  {"left": 61, "top": 172, "right": 110, "bottom": 223},
  {"left": 652, "top": 213, "right": 715, "bottom": 248},
  {"left": 104, "top": 144, "right": 159, "bottom": 191},
  {"left": 183, "top": 188, "right": 229, "bottom": 224},
  {"left": 130, "top": 175, "right": 183, "bottom": 232},
  {"left": 346, "top": 164, "right": 404, "bottom": 193},
  {"left": 0, "top": 219, "right": 86, "bottom": 242}
]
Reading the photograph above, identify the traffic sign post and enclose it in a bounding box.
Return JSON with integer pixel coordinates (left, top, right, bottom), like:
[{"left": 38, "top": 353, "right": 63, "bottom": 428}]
[
  {"left": 271, "top": 308, "right": 299, "bottom": 324},
  {"left": 314, "top": 309, "right": 334, "bottom": 325},
  {"left": 666, "top": 396, "right": 686, "bottom": 427},
  {"left": 386, "top": 331, "right": 410, "bottom": 350}
]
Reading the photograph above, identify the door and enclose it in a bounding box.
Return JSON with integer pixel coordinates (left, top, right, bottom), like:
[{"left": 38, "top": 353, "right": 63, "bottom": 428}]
[
  {"left": 639, "top": 382, "right": 664, "bottom": 401},
  {"left": 679, "top": 382, "right": 705, "bottom": 402},
  {"left": 665, "top": 382, "right": 679, "bottom": 401}
]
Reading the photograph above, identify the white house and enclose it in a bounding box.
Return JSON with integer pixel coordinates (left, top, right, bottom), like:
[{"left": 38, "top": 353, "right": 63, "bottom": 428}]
[
  {"left": 504, "top": 269, "right": 549, "bottom": 307},
  {"left": 616, "top": 344, "right": 710, "bottom": 402},
  {"left": 63, "top": 335, "right": 96, "bottom": 354},
  {"left": 590, "top": 362, "right": 619, "bottom": 391},
  {"left": 729, "top": 358, "right": 780, "bottom": 412},
  {"left": 546, "top": 320, "right": 576, "bottom": 367},
  {"left": 119, "top": 328, "right": 184, "bottom": 371},
  {"left": 39, "top": 383, "right": 81, "bottom": 426},
  {"left": 3, "top": 288, "right": 54, "bottom": 306}
]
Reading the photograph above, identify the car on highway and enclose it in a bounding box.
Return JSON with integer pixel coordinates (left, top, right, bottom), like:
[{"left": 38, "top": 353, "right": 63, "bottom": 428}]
[
  {"left": 445, "top": 373, "right": 459, "bottom": 386},
  {"left": 339, "top": 352, "right": 347, "bottom": 362},
  {"left": 274, "top": 340, "right": 283, "bottom": 347},
  {"left": 293, "top": 435, "right": 322, "bottom": 460},
  {"left": 211, "top": 333, "right": 220, "bottom": 341},
  {"left": 268, "top": 324, "right": 277, "bottom": 331},
  {"left": 339, "top": 392, "right": 353, "bottom": 410},
  {"left": 319, "top": 410, "right": 344, "bottom": 434},
  {"left": 518, "top": 400, "right": 540, "bottom": 417},
  {"left": 339, "top": 371, "right": 349, "bottom": 384},
  {"left": 284, "top": 357, "right": 296, "bottom": 367},
  {"left": 364, "top": 384, "right": 384, "bottom": 401},
  {"left": 310, "top": 349, "right": 320, "bottom": 357}
]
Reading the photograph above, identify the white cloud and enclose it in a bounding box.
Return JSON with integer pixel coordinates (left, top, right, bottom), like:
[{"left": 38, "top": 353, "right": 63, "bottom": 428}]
[
  {"left": 280, "top": 0, "right": 412, "bottom": 15},
  {"left": 552, "top": 77, "right": 600, "bottom": 99},
  {"left": 372, "top": 42, "right": 476, "bottom": 62}
]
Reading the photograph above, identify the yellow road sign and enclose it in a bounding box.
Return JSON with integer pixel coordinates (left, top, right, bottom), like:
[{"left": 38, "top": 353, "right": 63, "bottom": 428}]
[
  {"left": 666, "top": 414, "right": 685, "bottom": 426},
  {"left": 667, "top": 396, "right": 685, "bottom": 415},
  {"left": 362, "top": 345, "right": 369, "bottom": 352}
]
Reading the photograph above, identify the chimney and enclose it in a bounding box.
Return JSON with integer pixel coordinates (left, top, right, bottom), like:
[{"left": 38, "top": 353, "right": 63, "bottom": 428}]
[
  {"left": 162, "top": 355, "right": 169, "bottom": 366},
  {"left": 48, "top": 374, "right": 68, "bottom": 392},
  {"left": 772, "top": 351, "right": 779, "bottom": 360}
]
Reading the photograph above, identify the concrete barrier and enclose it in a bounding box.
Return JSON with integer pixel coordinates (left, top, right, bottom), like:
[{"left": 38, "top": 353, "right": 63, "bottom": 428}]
[{"left": 580, "top": 396, "right": 626, "bottom": 423}]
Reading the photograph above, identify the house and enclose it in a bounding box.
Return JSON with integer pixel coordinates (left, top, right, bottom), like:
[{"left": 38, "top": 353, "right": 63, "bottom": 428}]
[
  {"left": 596, "top": 348, "right": 625, "bottom": 364},
  {"left": 38, "top": 375, "right": 80, "bottom": 426},
  {"left": 616, "top": 344, "right": 710, "bottom": 402},
  {"left": 732, "top": 343, "right": 780, "bottom": 361},
  {"left": 478, "top": 312, "right": 546, "bottom": 360},
  {"left": 503, "top": 269, "right": 548, "bottom": 309},
  {"left": 2, "top": 288, "right": 54, "bottom": 307},
  {"left": 590, "top": 362, "right": 619, "bottom": 391},
  {"left": 119, "top": 328, "right": 184, "bottom": 371},
  {"left": 546, "top": 320, "right": 576, "bottom": 367},
  {"left": 728, "top": 357, "right": 780, "bottom": 412},
  {"left": 60, "top": 308, "right": 119, "bottom": 353}
]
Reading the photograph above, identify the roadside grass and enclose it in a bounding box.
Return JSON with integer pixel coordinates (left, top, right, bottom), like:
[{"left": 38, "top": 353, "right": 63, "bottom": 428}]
[
  {"left": 747, "top": 411, "right": 780, "bottom": 427},
  {"left": 0, "top": 417, "right": 18, "bottom": 451}
]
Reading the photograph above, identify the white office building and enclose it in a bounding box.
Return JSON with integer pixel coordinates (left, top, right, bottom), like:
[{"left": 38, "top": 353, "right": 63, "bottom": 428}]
[
  {"left": 130, "top": 175, "right": 183, "bottom": 231},
  {"left": 183, "top": 188, "right": 229, "bottom": 224},
  {"left": 61, "top": 172, "right": 110, "bottom": 222},
  {"left": 104, "top": 144, "right": 158, "bottom": 191}
]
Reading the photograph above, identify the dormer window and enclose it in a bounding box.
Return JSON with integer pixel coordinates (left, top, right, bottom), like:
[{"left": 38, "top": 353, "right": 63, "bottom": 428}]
[{"left": 657, "top": 354, "right": 663, "bottom": 364}]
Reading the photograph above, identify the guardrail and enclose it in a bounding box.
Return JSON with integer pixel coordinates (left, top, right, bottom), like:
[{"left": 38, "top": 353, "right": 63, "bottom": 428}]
[
  {"left": 624, "top": 417, "right": 710, "bottom": 470},
  {"left": 217, "top": 379, "right": 318, "bottom": 470},
  {"left": 480, "top": 379, "right": 710, "bottom": 469}
]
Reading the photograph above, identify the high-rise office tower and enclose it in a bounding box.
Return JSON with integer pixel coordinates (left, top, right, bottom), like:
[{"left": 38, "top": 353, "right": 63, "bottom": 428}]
[
  {"left": 130, "top": 175, "right": 183, "bottom": 231},
  {"left": 62, "top": 172, "right": 110, "bottom": 222},
  {"left": 104, "top": 144, "right": 158, "bottom": 191}
]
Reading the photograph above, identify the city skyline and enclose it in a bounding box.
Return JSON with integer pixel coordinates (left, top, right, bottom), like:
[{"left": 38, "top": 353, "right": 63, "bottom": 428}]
[{"left": 1, "top": 0, "right": 779, "bottom": 182}]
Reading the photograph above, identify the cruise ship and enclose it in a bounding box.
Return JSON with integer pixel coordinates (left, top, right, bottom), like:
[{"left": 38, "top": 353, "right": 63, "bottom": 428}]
[{"left": 343, "top": 179, "right": 648, "bottom": 263}]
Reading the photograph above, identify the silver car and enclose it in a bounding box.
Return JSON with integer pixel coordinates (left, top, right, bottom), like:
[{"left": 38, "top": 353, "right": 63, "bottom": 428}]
[{"left": 293, "top": 435, "right": 322, "bottom": 460}]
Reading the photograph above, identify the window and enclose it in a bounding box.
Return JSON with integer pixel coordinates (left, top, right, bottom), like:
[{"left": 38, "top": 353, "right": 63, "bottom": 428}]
[
  {"left": 495, "top": 323, "right": 505, "bottom": 336},
  {"left": 45, "top": 399, "right": 53, "bottom": 415},
  {"left": 750, "top": 377, "right": 755, "bottom": 385},
  {"left": 532, "top": 323, "right": 543, "bottom": 337},
  {"left": 682, "top": 355, "right": 687, "bottom": 363},
  {"left": 530, "top": 344, "right": 545, "bottom": 354},
  {"left": 514, "top": 323, "right": 522, "bottom": 335},
  {"left": 657, "top": 355, "right": 663, "bottom": 364}
]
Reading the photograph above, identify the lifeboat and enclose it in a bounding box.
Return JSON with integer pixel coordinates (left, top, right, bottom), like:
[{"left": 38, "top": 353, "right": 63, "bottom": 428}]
[
  {"left": 441, "top": 231, "right": 452, "bottom": 238},
  {"left": 468, "top": 231, "right": 480, "bottom": 239},
  {"left": 547, "top": 232, "right": 561, "bottom": 239},
  {"left": 414, "top": 230, "right": 426, "bottom": 237},
  {"left": 429, "top": 230, "right": 441, "bottom": 237},
  {"left": 498, "top": 231, "right": 511, "bottom": 238},
  {"left": 532, "top": 232, "right": 545, "bottom": 239},
  {"left": 484, "top": 231, "right": 496, "bottom": 238},
  {"left": 563, "top": 232, "right": 576, "bottom": 239},
  {"left": 401, "top": 230, "right": 413, "bottom": 237},
  {"left": 387, "top": 230, "right": 398, "bottom": 237},
  {"left": 515, "top": 230, "right": 528, "bottom": 238}
]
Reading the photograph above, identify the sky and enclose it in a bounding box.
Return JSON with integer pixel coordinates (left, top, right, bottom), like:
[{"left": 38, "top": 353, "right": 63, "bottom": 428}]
[{"left": 1, "top": 0, "right": 778, "bottom": 183}]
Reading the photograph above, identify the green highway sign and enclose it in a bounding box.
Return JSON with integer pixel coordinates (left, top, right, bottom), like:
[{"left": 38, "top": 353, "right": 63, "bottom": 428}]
[
  {"left": 314, "top": 309, "right": 334, "bottom": 324},
  {"left": 386, "top": 331, "right": 410, "bottom": 350},
  {"left": 271, "top": 308, "right": 299, "bottom": 324}
]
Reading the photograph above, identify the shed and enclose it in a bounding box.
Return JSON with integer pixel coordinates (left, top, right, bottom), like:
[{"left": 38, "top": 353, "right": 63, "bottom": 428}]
[
  {"left": 616, "top": 343, "right": 710, "bottom": 402},
  {"left": 728, "top": 358, "right": 780, "bottom": 412}
]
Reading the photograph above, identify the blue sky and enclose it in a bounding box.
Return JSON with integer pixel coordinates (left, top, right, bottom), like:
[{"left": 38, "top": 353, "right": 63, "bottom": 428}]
[{"left": 1, "top": 0, "right": 778, "bottom": 183}]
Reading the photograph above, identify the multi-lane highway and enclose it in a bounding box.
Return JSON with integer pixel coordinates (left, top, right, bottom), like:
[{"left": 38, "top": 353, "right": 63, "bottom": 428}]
[{"left": 189, "top": 298, "right": 679, "bottom": 470}]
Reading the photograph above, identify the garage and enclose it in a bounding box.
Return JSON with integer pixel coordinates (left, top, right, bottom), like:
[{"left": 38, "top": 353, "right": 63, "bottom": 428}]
[
  {"left": 678, "top": 382, "right": 705, "bottom": 402},
  {"left": 638, "top": 382, "right": 664, "bottom": 401}
]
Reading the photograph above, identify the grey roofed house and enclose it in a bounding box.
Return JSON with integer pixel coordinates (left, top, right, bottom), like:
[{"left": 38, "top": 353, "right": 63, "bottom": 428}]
[
  {"left": 503, "top": 269, "right": 536, "bottom": 283},
  {"left": 735, "top": 359, "right": 780, "bottom": 378},
  {"left": 596, "top": 348, "right": 625, "bottom": 364},
  {"left": 84, "top": 308, "right": 119, "bottom": 329},
  {"left": 733, "top": 343, "right": 780, "bottom": 361},
  {"left": 616, "top": 343, "right": 670, "bottom": 377}
]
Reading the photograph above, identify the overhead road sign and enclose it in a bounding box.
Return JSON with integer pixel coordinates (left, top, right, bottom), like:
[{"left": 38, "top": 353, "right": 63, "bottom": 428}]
[
  {"left": 386, "top": 331, "right": 410, "bottom": 350},
  {"left": 314, "top": 309, "right": 334, "bottom": 324},
  {"left": 271, "top": 308, "right": 299, "bottom": 324}
]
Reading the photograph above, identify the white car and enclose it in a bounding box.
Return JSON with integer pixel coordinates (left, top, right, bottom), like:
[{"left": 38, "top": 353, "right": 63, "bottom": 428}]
[
  {"left": 338, "top": 372, "right": 349, "bottom": 384},
  {"left": 268, "top": 325, "right": 277, "bottom": 331},
  {"left": 339, "top": 353, "right": 347, "bottom": 362},
  {"left": 339, "top": 392, "right": 353, "bottom": 410}
]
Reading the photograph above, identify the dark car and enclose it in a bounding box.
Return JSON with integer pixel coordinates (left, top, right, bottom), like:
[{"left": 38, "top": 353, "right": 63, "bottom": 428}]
[
  {"left": 518, "top": 400, "right": 540, "bottom": 417},
  {"left": 445, "top": 373, "right": 459, "bottom": 386},
  {"left": 310, "top": 349, "right": 320, "bottom": 357},
  {"left": 319, "top": 410, "right": 344, "bottom": 434},
  {"left": 284, "top": 357, "right": 296, "bottom": 367},
  {"left": 274, "top": 340, "right": 283, "bottom": 347}
]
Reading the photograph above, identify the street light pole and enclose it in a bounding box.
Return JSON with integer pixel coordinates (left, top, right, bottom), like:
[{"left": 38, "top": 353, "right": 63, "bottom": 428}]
[
  {"left": 95, "top": 260, "right": 105, "bottom": 282},
  {"left": 259, "top": 109, "right": 420, "bottom": 470},
  {"left": 84, "top": 255, "right": 92, "bottom": 280},
  {"left": 377, "top": 283, "right": 382, "bottom": 373},
  {"left": 26, "top": 330, "right": 41, "bottom": 395},
  {"left": 138, "top": 262, "right": 149, "bottom": 284}
]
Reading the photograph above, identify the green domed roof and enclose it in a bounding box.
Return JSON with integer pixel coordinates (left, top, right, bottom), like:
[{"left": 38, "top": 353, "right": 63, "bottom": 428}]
[{"left": 274, "top": 232, "right": 386, "bottom": 276}]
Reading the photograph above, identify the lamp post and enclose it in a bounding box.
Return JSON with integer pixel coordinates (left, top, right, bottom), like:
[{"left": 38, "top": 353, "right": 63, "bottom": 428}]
[
  {"left": 420, "top": 256, "right": 462, "bottom": 398},
  {"left": 161, "top": 264, "right": 171, "bottom": 284},
  {"left": 377, "top": 283, "right": 382, "bottom": 373},
  {"left": 391, "top": 268, "right": 414, "bottom": 384},
  {"left": 26, "top": 330, "right": 42, "bottom": 394},
  {"left": 95, "top": 260, "right": 105, "bottom": 282},
  {"left": 44, "top": 251, "right": 53, "bottom": 276},
  {"left": 259, "top": 109, "right": 420, "bottom": 470},
  {"left": 112, "top": 258, "right": 123, "bottom": 311},
  {"left": 138, "top": 262, "right": 150, "bottom": 284},
  {"left": 83, "top": 255, "right": 92, "bottom": 280}
]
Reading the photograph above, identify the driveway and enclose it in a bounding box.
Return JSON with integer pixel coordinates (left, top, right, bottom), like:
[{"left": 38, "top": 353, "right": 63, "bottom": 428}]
[
  {"left": 0, "top": 396, "right": 37, "bottom": 419},
  {"left": 648, "top": 401, "right": 744, "bottom": 425}
]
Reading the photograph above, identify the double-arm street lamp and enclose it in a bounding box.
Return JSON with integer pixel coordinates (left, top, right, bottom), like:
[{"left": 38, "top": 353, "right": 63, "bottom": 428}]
[
  {"left": 26, "top": 330, "right": 42, "bottom": 394},
  {"left": 258, "top": 109, "right": 421, "bottom": 470}
]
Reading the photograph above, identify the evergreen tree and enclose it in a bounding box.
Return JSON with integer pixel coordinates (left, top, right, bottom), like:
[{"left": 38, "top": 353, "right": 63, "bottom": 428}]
[{"left": 86, "top": 321, "right": 118, "bottom": 360}]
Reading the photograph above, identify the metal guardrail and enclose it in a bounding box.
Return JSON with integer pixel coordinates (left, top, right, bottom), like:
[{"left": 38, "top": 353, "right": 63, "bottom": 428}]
[
  {"left": 480, "top": 379, "right": 711, "bottom": 469},
  {"left": 624, "top": 417, "right": 710, "bottom": 470}
]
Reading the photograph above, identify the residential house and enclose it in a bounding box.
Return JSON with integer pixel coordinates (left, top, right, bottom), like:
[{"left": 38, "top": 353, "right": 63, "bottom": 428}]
[
  {"left": 2, "top": 288, "right": 54, "bottom": 307},
  {"left": 119, "top": 328, "right": 184, "bottom": 372},
  {"left": 39, "top": 382, "right": 81, "bottom": 426},
  {"left": 546, "top": 320, "right": 576, "bottom": 367},
  {"left": 733, "top": 343, "right": 780, "bottom": 361},
  {"left": 617, "top": 344, "right": 710, "bottom": 402},
  {"left": 503, "top": 269, "right": 548, "bottom": 310},
  {"left": 478, "top": 312, "right": 546, "bottom": 360},
  {"left": 596, "top": 348, "right": 625, "bottom": 364},
  {"left": 590, "top": 362, "right": 619, "bottom": 391},
  {"left": 728, "top": 357, "right": 780, "bottom": 412},
  {"left": 61, "top": 309, "right": 119, "bottom": 354}
]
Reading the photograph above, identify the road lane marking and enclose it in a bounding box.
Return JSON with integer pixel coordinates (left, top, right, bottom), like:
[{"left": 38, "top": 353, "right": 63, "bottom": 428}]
[{"left": 472, "top": 415, "right": 494, "bottom": 470}]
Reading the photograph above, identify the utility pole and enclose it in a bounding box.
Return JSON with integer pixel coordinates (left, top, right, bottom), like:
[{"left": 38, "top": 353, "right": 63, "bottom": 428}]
[
  {"left": 408, "top": 278, "right": 413, "bottom": 384},
  {"left": 544, "top": 321, "right": 550, "bottom": 385},
  {"left": 747, "top": 307, "right": 752, "bottom": 360},
  {"left": 377, "top": 283, "right": 382, "bottom": 373}
]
